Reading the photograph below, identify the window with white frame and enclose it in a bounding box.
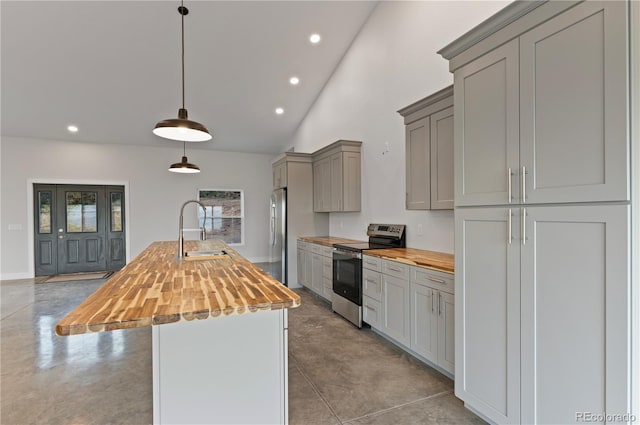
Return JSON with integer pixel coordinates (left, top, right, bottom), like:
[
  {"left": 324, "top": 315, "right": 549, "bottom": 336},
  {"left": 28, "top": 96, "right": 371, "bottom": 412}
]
[{"left": 197, "top": 189, "right": 244, "bottom": 245}]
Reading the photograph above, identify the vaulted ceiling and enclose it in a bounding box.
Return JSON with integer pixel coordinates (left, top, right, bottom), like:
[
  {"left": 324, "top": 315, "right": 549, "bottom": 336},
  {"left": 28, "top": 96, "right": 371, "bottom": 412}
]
[{"left": 1, "top": 1, "right": 377, "bottom": 154}]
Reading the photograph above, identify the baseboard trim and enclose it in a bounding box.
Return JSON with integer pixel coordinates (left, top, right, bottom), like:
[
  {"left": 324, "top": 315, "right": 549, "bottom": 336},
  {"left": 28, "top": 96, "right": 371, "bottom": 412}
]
[{"left": 0, "top": 272, "right": 34, "bottom": 281}]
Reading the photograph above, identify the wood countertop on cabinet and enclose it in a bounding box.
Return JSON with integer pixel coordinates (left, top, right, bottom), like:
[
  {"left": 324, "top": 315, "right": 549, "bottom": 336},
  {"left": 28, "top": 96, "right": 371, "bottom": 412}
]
[
  {"left": 297, "top": 236, "right": 364, "bottom": 247},
  {"left": 56, "top": 240, "right": 300, "bottom": 336},
  {"left": 363, "top": 248, "right": 454, "bottom": 274}
]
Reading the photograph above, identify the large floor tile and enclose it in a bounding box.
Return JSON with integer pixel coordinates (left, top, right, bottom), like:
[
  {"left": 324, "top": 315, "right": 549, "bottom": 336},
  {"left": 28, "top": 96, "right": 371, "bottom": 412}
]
[
  {"left": 345, "top": 393, "right": 486, "bottom": 425},
  {"left": 289, "top": 361, "right": 340, "bottom": 425}
]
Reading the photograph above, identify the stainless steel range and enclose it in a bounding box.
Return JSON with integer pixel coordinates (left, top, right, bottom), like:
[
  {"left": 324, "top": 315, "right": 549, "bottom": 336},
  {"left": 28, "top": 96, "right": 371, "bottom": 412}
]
[{"left": 332, "top": 224, "right": 406, "bottom": 328}]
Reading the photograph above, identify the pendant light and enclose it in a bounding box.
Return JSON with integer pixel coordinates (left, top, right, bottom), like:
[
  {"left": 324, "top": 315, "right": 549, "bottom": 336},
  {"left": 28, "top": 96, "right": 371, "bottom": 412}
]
[
  {"left": 153, "top": 1, "right": 212, "bottom": 142},
  {"left": 169, "top": 142, "right": 201, "bottom": 173}
]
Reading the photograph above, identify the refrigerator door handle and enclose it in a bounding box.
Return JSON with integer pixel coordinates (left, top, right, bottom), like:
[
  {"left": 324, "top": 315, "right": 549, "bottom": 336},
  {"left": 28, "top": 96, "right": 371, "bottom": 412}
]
[{"left": 270, "top": 204, "right": 276, "bottom": 246}]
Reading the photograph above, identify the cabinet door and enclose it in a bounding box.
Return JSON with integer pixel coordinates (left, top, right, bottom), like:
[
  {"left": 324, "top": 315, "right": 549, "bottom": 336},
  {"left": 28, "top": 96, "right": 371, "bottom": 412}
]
[
  {"left": 454, "top": 39, "right": 519, "bottom": 207},
  {"left": 520, "top": 1, "right": 628, "bottom": 204},
  {"left": 430, "top": 107, "right": 454, "bottom": 210},
  {"left": 382, "top": 274, "right": 411, "bottom": 347},
  {"left": 311, "top": 253, "right": 324, "bottom": 295},
  {"left": 437, "top": 291, "right": 455, "bottom": 375},
  {"left": 330, "top": 153, "right": 343, "bottom": 211},
  {"left": 410, "top": 283, "right": 437, "bottom": 363},
  {"left": 296, "top": 248, "right": 306, "bottom": 287},
  {"left": 520, "top": 205, "right": 630, "bottom": 424},
  {"left": 455, "top": 207, "right": 521, "bottom": 424},
  {"left": 341, "top": 151, "right": 361, "bottom": 212},
  {"left": 312, "top": 161, "right": 323, "bottom": 212},
  {"left": 304, "top": 250, "right": 313, "bottom": 289},
  {"left": 405, "top": 116, "right": 430, "bottom": 210}
]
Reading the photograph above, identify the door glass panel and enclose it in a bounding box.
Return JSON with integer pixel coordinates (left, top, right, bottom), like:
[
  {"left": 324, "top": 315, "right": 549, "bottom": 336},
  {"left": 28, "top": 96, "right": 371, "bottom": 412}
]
[
  {"left": 66, "top": 191, "right": 97, "bottom": 233},
  {"left": 38, "top": 191, "right": 52, "bottom": 234},
  {"left": 110, "top": 192, "right": 122, "bottom": 232}
]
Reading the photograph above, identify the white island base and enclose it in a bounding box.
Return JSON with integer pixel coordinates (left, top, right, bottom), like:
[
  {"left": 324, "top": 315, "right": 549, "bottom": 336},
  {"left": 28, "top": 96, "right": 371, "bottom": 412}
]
[{"left": 152, "top": 309, "right": 288, "bottom": 425}]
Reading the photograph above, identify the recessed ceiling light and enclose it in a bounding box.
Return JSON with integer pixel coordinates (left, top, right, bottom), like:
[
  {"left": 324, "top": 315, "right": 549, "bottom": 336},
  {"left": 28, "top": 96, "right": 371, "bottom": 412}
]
[
  {"left": 67, "top": 125, "right": 78, "bottom": 133},
  {"left": 289, "top": 76, "right": 300, "bottom": 85},
  {"left": 309, "top": 33, "right": 321, "bottom": 44},
  {"left": 275, "top": 107, "right": 284, "bottom": 115}
]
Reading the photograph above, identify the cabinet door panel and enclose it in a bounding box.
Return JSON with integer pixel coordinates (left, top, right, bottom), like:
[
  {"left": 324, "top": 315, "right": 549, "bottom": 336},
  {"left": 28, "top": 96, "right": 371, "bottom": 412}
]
[
  {"left": 311, "top": 253, "right": 324, "bottom": 295},
  {"left": 437, "top": 291, "right": 455, "bottom": 375},
  {"left": 520, "top": 1, "right": 628, "bottom": 204},
  {"left": 454, "top": 207, "right": 520, "bottom": 424},
  {"left": 341, "top": 152, "right": 361, "bottom": 212},
  {"left": 382, "top": 274, "right": 411, "bottom": 347},
  {"left": 406, "top": 117, "right": 430, "bottom": 209},
  {"left": 430, "top": 107, "right": 454, "bottom": 210},
  {"left": 410, "top": 283, "right": 437, "bottom": 363},
  {"left": 454, "top": 39, "right": 519, "bottom": 207},
  {"left": 521, "top": 205, "right": 630, "bottom": 424},
  {"left": 330, "top": 153, "right": 343, "bottom": 211}
]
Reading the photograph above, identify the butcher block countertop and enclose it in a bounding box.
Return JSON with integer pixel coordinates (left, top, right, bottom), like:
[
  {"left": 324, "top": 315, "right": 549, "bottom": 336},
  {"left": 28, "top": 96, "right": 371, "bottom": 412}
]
[
  {"left": 56, "top": 240, "right": 300, "bottom": 336},
  {"left": 298, "top": 236, "right": 364, "bottom": 247},
  {"left": 363, "top": 248, "right": 454, "bottom": 274}
]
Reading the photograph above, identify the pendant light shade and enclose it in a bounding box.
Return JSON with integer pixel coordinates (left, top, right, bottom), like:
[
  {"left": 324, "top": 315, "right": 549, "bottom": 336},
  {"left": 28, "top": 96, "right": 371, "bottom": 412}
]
[
  {"left": 154, "top": 3, "right": 212, "bottom": 142},
  {"left": 169, "top": 142, "right": 201, "bottom": 173},
  {"left": 154, "top": 109, "right": 211, "bottom": 142}
]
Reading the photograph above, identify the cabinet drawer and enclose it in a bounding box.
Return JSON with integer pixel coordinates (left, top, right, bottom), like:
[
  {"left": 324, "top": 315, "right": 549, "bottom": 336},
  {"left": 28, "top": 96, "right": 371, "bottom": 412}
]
[
  {"left": 363, "top": 269, "right": 382, "bottom": 301},
  {"left": 310, "top": 243, "right": 323, "bottom": 254},
  {"left": 362, "top": 255, "right": 382, "bottom": 272},
  {"left": 363, "top": 296, "right": 382, "bottom": 330},
  {"left": 322, "top": 258, "right": 332, "bottom": 279},
  {"left": 382, "top": 259, "right": 410, "bottom": 280},
  {"left": 320, "top": 246, "right": 333, "bottom": 257},
  {"left": 412, "top": 267, "right": 454, "bottom": 294}
]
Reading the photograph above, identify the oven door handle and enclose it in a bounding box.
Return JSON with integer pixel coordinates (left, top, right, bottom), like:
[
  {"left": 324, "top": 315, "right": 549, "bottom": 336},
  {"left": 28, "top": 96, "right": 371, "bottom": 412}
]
[{"left": 332, "top": 248, "right": 362, "bottom": 259}]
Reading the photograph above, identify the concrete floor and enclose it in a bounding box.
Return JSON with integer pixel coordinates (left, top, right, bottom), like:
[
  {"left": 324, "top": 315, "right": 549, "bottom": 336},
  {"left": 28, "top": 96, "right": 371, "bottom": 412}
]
[{"left": 0, "top": 277, "right": 483, "bottom": 425}]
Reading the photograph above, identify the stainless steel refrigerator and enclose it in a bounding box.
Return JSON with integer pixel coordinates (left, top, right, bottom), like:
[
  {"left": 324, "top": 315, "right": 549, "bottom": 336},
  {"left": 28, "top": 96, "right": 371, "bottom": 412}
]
[{"left": 268, "top": 188, "right": 287, "bottom": 286}]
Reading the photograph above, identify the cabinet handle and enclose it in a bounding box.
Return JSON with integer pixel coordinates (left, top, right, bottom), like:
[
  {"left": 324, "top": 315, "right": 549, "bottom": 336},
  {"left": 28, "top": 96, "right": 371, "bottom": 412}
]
[
  {"left": 522, "top": 208, "right": 527, "bottom": 245},
  {"left": 438, "top": 292, "right": 442, "bottom": 316},
  {"left": 507, "top": 167, "right": 513, "bottom": 203},
  {"left": 388, "top": 266, "right": 403, "bottom": 272},
  {"left": 366, "top": 304, "right": 376, "bottom": 312},
  {"left": 427, "top": 277, "right": 446, "bottom": 285},
  {"left": 522, "top": 166, "right": 527, "bottom": 203},
  {"left": 508, "top": 208, "right": 512, "bottom": 245},
  {"left": 430, "top": 289, "right": 434, "bottom": 313}
]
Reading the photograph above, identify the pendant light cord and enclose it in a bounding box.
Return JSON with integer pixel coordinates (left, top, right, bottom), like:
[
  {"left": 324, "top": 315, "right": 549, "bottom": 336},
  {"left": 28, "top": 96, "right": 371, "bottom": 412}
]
[
  {"left": 181, "top": 0, "right": 185, "bottom": 110},
  {"left": 183, "top": 141, "right": 186, "bottom": 156}
]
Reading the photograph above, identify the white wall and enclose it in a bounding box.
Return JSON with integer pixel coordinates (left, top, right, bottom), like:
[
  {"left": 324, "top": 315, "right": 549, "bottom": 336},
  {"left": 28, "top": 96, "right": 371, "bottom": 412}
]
[
  {"left": 0, "top": 137, "right": 273, "bottom": 279},
  {"left": 289, "top": 1, "right": 509, "bottom": 253}
]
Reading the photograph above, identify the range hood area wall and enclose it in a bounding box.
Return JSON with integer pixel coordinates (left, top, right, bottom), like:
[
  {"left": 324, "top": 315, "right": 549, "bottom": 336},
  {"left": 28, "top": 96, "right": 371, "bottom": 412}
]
[
  {"left": 0, "top": 137, "right": 273, "bottom": 279},
  {"left": 287, "top": 1, "right": 510, "bottom": 253}
]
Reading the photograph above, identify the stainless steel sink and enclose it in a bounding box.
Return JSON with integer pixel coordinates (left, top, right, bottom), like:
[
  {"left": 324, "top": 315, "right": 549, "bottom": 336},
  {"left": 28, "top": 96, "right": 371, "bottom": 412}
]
[{"left": 184, "top": 250, "right": 227, "bottom": 258}]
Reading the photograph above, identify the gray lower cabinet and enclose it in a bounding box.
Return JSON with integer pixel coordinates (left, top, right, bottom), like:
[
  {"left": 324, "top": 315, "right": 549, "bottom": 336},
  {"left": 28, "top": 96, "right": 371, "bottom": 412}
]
[
  {"left": 296, "top": 241, "right": 312, "bottom": 288},
  {"left": 452, "top": 1, "right": 628, "bottom": 207},
  {"left": 298, "top": 242, "right": 333, "bottom": 302},
  {"left": 410, "top": 267, "right": 455, "bottom": 375},
  {"left": 398, "top": 86, "right": 454, "bottom": 210},
  {"left": 455, "top": 204, "right": 630, "bottom": 424}
]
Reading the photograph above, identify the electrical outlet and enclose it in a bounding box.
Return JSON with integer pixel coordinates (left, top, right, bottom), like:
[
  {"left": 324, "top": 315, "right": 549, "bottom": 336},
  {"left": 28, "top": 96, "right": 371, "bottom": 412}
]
[
  {"left": 7, "top": 224, "right": 23, "bottom": 231},
  {"left": 417, "top": 224, "right": 423, "bottom": 236}
]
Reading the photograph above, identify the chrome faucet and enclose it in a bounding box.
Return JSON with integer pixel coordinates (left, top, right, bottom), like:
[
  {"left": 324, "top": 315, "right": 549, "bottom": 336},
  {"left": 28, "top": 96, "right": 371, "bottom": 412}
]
[{"left": 178, "top": 200, "right": 207, "bottom": 258}]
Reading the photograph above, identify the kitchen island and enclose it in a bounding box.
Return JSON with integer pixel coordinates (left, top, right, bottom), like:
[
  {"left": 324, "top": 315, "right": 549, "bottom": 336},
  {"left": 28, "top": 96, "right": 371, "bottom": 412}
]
[{"left": 57, "top": 240, "right": 300, "bottom": 425}]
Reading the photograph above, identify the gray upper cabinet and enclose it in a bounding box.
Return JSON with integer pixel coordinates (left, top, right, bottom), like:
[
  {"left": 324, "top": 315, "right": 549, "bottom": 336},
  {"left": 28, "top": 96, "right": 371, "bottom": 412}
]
[
  {"left": 450, "top": 1, "right": 628, "bottom": 207},
  {"left": 272, "top": 160, "right": 287, "bottom": 189},
  {"left": 312, "top": 140, "right": 362, "bottom": 213},
  {"left": 453, "top": 40, "right": 520, "bottom": 207},
  {"left": 398, "top": 86, "right": 454, "bottom": 210},
  {"left": 519, "top": 1, "right": 629, "bottom": 204}
]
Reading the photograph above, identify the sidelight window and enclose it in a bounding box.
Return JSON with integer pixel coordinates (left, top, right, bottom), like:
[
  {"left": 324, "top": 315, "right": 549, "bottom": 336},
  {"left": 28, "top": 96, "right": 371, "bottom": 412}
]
[
  {"left": 197, "top": 189, "right": 244, "bottom": 245},
  {"left": 38, "top": 191, "right": 52, "bottom": 234}
]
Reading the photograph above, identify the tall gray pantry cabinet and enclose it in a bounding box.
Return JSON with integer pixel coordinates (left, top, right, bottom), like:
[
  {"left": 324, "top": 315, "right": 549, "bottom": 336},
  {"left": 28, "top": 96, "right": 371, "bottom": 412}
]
[{"left": 439, "top": 2, "right": 632, "bottom": 425}]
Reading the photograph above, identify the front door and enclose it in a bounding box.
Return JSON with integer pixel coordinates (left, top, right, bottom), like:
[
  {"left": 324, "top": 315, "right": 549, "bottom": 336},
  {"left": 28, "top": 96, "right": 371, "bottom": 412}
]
[{"left": 34, "top": 184, "right": 126, "bottom": 276}]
